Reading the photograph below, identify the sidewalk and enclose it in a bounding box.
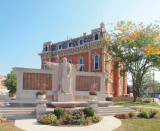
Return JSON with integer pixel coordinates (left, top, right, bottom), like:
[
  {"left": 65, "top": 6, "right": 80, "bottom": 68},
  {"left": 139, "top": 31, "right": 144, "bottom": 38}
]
[{"left": 15, "top": 116, "right": 121, "bottom": 131}]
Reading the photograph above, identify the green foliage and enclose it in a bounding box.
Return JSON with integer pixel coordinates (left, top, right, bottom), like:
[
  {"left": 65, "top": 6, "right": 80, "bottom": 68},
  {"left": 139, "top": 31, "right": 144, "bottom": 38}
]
[
  {"left": 35, "top": 90, "right": 47, "bottom": 96},
  {"left": 53, "top": 118, "right": 64, "bottom": 126},
  {"left": 138, "top": 111, "right": 149, "bottom": 118},
  {"left": 102, "top": 21, "right": 160, "bottom": 101},
  {"left": 0, "top": 115, "right": 7, "bottom": 122},
  {"left": 54, "top": 107, "right": 67, "bottom": 119},
  {"left": 65, "top": 110, "right": 85, "bottom": 125},
  {"left": 149, "top": 110, "right": 158, "bottom": 118},
  {"left": 39, "top": 108, "right": 103, "bottom": 126},
  {"left": 128, "top": 112, "right": 135, "bottom": 118},
  {"left": 114, "top": 113, "right": 129, "bottom": 119},
  {"left": 92, "top": 115, "right": 103, "bottom": 123},
  {"left": 141, "top": 72, "right": 160, "bottom": 94},
  {"left": 5, "top": 70, "right": 17, "bottom": 97},
  {"left": 145, "top": 92, "right": 148, "bottom": 97},
  {"left": 85, "top": 117, "right": 92, "bottom": 125},
  {"left": 144, "top": 98, "right": 151, "bottom": 102},
  {"left": 79, "top": 107, "right": 95, "bottom": 117},
  {"left": 39, "top": 114, "right": 57, "bottom": 124}
]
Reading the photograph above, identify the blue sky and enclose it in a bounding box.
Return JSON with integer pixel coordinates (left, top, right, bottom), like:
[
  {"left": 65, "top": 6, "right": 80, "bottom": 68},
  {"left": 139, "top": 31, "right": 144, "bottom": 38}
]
[{"left": 0, "top": 0, "right": 160, "bottom": 81}]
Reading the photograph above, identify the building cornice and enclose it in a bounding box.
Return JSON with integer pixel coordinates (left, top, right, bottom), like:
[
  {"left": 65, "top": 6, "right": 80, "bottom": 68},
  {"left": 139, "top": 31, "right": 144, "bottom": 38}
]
[{"left": 39, "top": 40, "right": 103, "bottom": 59}]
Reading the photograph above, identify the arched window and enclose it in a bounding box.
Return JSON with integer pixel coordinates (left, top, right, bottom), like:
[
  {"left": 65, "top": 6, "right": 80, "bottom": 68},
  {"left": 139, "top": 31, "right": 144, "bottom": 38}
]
[
  {"left": 44, "top": 65, "right": 47, "bottom": 70},
  {"left": 95, "top": 34, "right": 98, "bottom": 40},
  {"left": 79, "top": 58, "right": 83, "bottom": 71},
  {"left": 94, "top": 55, "right": 99, "bottom": 69}
]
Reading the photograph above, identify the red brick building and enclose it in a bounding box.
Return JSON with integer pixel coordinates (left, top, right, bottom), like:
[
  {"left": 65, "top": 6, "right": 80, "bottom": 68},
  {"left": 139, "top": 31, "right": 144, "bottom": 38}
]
[{"left": 39, "top": 22, "right": 127, "bottom": 97}]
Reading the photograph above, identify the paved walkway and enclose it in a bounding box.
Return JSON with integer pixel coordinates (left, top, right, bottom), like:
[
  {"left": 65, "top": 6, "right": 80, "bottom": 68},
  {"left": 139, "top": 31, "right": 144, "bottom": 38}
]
[{"left": 15, "top": 116, "right": 121, "bottom": 131}]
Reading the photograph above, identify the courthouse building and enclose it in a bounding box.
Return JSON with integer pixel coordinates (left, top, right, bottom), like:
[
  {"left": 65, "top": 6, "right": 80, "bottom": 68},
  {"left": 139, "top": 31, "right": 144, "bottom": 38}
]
[{"left": 39, "top": 22, "right": 127, "bottom": 97}]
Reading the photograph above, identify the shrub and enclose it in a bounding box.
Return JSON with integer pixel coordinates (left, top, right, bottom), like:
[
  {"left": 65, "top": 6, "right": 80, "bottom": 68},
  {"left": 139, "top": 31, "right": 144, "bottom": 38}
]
[
  {"left": 79, "top": 107, "right": 95, "bottom": 117},
  {"left": 144, "top": 98, "right": 151, "bottom": 102},
  {"left": 0, "top": 115, "right": 7, "bottom": 122},
  {"left": 92, "top": 115, "right": 103, "bottom": 123},
  {"left": 138, "top": 111, "right": 149, "bottom": 118},
  {"left": 65, "top": 110, "right": 85, "bottom": 125},
  {"left": 114, "top": 113, "right": 129, "bottom": 119},
  {"left": 128, "top": 112, "right": 135, "bottom": 118},
  {"left": 54, "top": 107, "right": 67, "bottom": 119},
  {"left": 53, "top": 118, "right": 64, "bottom": 126},
  {"left": 149, "top": 110, "right": 158, "bottom": 118},
  {"left": 85, "top": 117, "right": 92, "bottom": 125},
  {"left": 39, "top": 114, "right": 57, "bottom": 124}
]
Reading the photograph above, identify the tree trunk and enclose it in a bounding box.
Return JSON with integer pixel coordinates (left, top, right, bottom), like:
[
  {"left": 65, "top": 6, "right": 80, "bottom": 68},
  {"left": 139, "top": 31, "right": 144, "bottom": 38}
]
[
  {"left": 133, "top": 93, "right": 137, "bottom": 102},
  {"left": 133, "top": 77, "right": 142, "bottom": 102}
]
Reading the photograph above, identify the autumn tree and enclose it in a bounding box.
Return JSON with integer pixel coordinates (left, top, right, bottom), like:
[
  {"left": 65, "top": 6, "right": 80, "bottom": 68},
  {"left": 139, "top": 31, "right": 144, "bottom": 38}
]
[{"left": 102, "top": 21, "right": 160, "bottom": 102}]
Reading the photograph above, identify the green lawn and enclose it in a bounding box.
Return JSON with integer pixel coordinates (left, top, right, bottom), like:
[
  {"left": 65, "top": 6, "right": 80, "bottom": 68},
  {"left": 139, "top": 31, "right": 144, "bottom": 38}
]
[
  {"left": 0, "top": 120, "right": 23, "bottom": 131},
  {"left": 114, "top": 101, "right": 160, "bottom": 107},
  {"left": 114, "top": 119, "right": 160, "bottom": 131}
]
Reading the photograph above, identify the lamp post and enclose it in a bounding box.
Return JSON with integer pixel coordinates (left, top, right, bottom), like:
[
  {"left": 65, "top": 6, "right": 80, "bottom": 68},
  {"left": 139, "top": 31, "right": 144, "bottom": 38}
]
[{"left": 152, "top": 69, "right": 155, "bottom": 102}]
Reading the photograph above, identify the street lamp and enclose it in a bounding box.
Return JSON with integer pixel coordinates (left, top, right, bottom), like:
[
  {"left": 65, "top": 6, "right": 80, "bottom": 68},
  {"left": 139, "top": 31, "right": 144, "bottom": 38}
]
[{"left": 152, "top": 69, "right": 155, "bottom": 102}]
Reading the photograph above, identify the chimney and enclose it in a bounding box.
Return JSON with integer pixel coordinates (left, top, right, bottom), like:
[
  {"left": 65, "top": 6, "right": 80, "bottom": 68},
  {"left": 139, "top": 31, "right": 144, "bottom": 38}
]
[{"left": 83, "top": 33, "right": 87, "bottom": 36}]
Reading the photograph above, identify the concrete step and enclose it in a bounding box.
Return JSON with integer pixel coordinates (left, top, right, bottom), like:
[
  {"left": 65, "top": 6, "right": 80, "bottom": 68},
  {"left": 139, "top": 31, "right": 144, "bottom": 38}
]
[
  {"left": 0, "top": 104, "right": 139, "bottom": 119},
  {"left": 97, "top": 105, "right": 139, "bottom": 116},
  {"left": 0, "top": 107, "right": 36, "bottom": 119}
]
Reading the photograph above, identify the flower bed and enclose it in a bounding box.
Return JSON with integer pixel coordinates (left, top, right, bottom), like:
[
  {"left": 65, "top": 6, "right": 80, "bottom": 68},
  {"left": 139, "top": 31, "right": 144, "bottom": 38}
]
[
  {"left": 114, "top": 109, "right": 159, "bottom": 119},
  {"left": 38, "top": 107, "right": 103, "bottom": 126}
]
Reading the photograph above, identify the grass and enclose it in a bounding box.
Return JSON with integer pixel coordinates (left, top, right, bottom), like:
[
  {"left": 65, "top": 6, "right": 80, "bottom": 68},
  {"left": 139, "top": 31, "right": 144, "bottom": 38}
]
[
  {"left": 0, "top": 120, "right": 23, "bottom": 131},
  {"left": 114, "top": 119, "right": 160, "bottom": 131},
  {"left": 114, "top": 101, "right": 160, "bottom": 107}
]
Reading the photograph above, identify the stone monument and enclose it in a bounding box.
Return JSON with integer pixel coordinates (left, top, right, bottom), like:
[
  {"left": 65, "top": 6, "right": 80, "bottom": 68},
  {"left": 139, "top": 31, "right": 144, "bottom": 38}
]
[{"left": 44, "top": 57, "right": 83, "bottom": 102}]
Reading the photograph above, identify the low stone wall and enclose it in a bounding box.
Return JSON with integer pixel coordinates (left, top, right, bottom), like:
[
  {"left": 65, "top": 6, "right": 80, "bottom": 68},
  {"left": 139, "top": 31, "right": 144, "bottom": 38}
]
[{"left": 112, "top": 97, "right": 142, "bottom": 102}]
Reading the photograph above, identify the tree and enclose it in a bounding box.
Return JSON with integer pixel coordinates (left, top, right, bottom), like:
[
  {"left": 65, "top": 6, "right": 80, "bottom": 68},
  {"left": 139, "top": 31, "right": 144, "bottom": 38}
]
[
  {"left": 5, "top": 70, "right": 17, "bottom": 97},
  {"left": 102, "top": 21, "right": 160, "bottom": 102},
  {"left": 141, "top": 71, "right": 160, "bottom": 95},
  {"left": 141, "top": 72, "right": 160, "bottom": 90}
]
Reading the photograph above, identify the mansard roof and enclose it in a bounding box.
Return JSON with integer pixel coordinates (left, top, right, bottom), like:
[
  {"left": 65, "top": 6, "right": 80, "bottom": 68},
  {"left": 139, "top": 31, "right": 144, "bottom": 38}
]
[{"left": 39, "top": 22, "right": 108, "bottom": 58}]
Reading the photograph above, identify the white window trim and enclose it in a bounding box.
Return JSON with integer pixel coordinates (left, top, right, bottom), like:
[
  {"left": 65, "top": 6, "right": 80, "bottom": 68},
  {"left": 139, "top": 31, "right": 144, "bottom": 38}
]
[
  {"left": 78, "top": 57, "right": 83, "bottom": 71},
  {"left": 94, "top": 55, "right": 100, "bottom": 70}
]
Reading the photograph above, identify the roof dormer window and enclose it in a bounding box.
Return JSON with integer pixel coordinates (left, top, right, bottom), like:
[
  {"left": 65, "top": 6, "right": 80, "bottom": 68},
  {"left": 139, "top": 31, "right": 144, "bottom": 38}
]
[
  {"left": 45, "top": 46, "right": 48, "bottom": 51},
  {"left": 59, "top": 45, "right": 62, "bottom": 50},
  {"left": 80, "top": 40, "right": 83, "bottom": 45},
  {"left": 69, "top": 42, "right": 72, "bottom": 47},
  {"left": 95, "top": 34, "right": 98, "bottom": 40}
]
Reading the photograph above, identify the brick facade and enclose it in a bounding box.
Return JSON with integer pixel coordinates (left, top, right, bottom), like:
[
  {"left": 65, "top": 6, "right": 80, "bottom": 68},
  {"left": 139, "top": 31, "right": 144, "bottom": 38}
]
[{"left": 39, "top": 23, "right": 127, "bottom": 97}]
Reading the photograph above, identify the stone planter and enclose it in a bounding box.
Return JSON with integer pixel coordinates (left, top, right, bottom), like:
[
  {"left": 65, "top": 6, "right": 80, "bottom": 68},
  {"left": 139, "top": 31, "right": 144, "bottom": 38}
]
[
  {"left": 90, "top": 95, "right": 97, "bottom": 101},
  {"left": 37, "top": 95, "right": 46, "bottom": 100}
]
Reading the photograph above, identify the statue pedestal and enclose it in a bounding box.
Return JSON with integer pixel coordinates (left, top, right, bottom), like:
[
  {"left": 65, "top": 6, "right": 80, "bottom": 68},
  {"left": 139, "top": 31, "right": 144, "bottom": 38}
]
[
  {"left": 57, "top": 93, "right": 73, "bottom": 102},
  {"left": 36, "top": 100, "right": 47, "bottom": 119}
]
